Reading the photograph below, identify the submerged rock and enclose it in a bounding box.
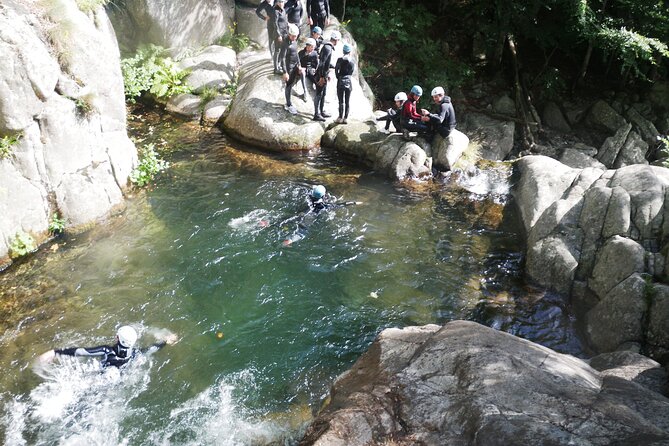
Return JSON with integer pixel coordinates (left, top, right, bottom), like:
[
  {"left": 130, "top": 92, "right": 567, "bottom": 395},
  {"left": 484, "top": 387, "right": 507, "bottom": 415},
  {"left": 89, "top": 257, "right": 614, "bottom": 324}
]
[{"left": 300, "top": 321, "right": 669, "bottom": 445}]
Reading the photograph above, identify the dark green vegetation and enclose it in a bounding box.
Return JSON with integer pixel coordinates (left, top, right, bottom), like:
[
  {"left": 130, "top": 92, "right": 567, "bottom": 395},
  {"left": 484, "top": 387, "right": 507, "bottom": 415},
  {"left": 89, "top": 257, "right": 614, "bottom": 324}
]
[{"left": 334, "top": 0, "right": 668, "bottom": 100}]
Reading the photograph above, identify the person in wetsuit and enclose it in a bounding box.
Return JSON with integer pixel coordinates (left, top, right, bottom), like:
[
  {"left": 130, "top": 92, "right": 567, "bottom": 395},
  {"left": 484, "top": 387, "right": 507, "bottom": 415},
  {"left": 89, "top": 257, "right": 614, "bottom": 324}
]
[
  {"left": 421, "top": 86, "right": 457, "bottom": 140},
  {"left": 285, "top": 0, "right": 303, "bottom": 35},
  {"left": 272, "top": 0, "right": 289, "bottom": 74},
  {"left": 313, "top": 30, "right": 340, "bottom": 121},
  {"left": 377, "top": 92, "right": 407, "bottom": 133},
  {"left": 400, "top": 85, "right": 430, "bottom": 138},
  {"left": 256, "top": 0, "right": 275, "bottom": 60},
  {"left": 280, "top": 24, "right": 302, "bottom": 114},
  {"left": 306, "top": 0, "right": 329, "bottom": 30},
  {"left": 299, "top": 38, "right": 319, "bottom": 103},
  {"left": 335, "top": 43, "right": 355, "bottom": 124},
  {"left": 310, "top": 26, "right": 324, "bottom": 52},
  {"left": 38, "top": 326, "right": 177, "bottom": 368}
]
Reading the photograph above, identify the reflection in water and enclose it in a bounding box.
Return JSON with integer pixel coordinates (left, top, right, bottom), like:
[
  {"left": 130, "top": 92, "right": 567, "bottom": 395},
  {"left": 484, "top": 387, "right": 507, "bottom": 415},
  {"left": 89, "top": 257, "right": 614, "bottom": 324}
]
[{"left": 0, "top": 115, "right": 585, "bottom": 444}]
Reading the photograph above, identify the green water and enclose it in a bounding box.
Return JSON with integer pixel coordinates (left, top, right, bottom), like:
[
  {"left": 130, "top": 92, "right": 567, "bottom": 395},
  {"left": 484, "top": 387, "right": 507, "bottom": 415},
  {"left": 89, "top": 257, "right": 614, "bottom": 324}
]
[{"left": 0, "top": 119, "right": 585, "bottom": 445}]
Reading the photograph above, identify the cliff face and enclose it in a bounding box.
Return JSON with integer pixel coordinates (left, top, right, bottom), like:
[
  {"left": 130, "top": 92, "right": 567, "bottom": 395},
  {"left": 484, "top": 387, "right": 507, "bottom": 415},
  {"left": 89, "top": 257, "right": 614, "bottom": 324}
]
[{"left": 0, "top": 0, "right": 136, "bottom": 266}]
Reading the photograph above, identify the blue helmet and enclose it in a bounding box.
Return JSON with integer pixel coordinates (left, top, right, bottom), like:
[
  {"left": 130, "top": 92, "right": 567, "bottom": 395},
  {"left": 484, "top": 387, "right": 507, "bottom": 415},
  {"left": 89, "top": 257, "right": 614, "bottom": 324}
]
[
  {"left": 311, "top": 185, "right": 326, "bottom": 199},
  {"left": 342, "top": 44, "right": 351, "bottom": 54},
  {"left": 312, "top": 26, "right": 322, "bottom": 35},
  {"left": 410, "top": 85, "right": 423, "bottom": 96}
]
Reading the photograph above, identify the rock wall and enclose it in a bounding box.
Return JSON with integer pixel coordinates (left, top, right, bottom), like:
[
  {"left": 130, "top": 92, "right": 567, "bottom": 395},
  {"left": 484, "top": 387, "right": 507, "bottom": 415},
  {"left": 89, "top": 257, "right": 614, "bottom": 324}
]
[
  {"left": 0, "top": 0, "right": 136, "bottom": 266},
  {"left": 300, "top": 321, "right": 669, "bottom": 445},
  {"left": 107, "top": 0, "right": 235, "bottom": 55},
  {"left": 513, "top": 156, "right": 669, "bottom": 364}
]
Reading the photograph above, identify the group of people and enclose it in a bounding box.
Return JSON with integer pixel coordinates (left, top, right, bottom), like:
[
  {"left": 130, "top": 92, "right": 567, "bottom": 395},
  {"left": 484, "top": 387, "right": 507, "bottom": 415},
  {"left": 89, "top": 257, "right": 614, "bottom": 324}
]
[
  {"left": 256, "top": 0, "right": 354, "bottom": 123},
  {"left": 377, "top": 85, "right": 457, "bottom": 142}
]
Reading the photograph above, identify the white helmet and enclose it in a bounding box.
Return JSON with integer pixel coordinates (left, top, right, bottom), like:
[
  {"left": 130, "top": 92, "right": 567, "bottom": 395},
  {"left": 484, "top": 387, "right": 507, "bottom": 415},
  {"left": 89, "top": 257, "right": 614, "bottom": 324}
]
[
  {"left": 394, "top": 92, "right": 408, "bottom": 102},
  {"left": 330, "top": 30, "right": 341, "bottom": 41},
  {"left": 117, "top": 326, "right": 138, "bottom": 348},
  {"left": 431, "top": 86, "right": 445, "bottom": 96},
  {"left": 305, "top": 38, "right": 317, "bottom": 47},
  {"left": 288, "top": 24, "right": 299, "bottom": 37}
]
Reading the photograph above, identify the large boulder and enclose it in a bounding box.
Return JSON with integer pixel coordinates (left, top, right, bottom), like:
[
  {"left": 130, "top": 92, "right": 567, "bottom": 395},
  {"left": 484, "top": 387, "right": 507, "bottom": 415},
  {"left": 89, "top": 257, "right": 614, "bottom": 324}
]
[
  {"left": 513, "top": 157, "right": 669, "bottom": 361},
  {"left": 179, "top": 45, "right": 237, "bottom": 93},
  {"left": 432, "top": 129, "right": 470, "bottom": 170},
  {"left": 0, "top": 0, "right": 136, "bottom": 266},
  {"left": 300, "top": 321, "right": 669, "bottom": 446},
  {"left": 585, "top": 100, "right": 628, "bottom": 135},
  {"left": 459, "top": 112, "right": 515, "bottom": 161},
  {"left": 108, "top": 0, "right": 235, "bottom": 54}
]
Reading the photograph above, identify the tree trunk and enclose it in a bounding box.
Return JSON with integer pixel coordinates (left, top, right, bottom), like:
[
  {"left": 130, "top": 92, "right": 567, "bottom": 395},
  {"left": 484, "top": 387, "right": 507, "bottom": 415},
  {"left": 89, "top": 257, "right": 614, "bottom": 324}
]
[
  {"left": 508, "top": 35, "right": 535, "bottom": 151},
  {"left": 341, "top": 0, "right": 346, "bottom": 21},
  {"left": 572, "top": 0, "right": 608, "bottom": 91}
]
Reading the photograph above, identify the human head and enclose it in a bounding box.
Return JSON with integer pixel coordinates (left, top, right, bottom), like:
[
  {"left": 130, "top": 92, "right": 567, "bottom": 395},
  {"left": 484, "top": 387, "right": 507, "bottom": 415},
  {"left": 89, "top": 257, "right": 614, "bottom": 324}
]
[
  {"left": 342, "top": 44, "right": 351, "bottom": 54},
  {"left": 312, "top": 26, "right": 322, "bottom": 36},
  {"left": 305, "top": 38, "right": 316, "bottom": 49},
  {"left": 330, "top": 30, "right": 341, "bottom": 44},
  {"left": 410, "top": 85, "right": 422, "bottom": 101},
  {"left": 431, "top": 86, "right": 444, "bottom": 103},
  {"left": 311, "top": 185, "right": 326, "bottom": 199},
  {"left": 287, "top": 24, "right": 299, "bottom": 39},
  {"left": 275, "top": 0, "right": 284, "bottom": 8},
  {"left": 116, "top": 326, "right": 138, "bottom": 348},
  {"left": 394, "top": 92, "right": 408, "bottom": 104}
]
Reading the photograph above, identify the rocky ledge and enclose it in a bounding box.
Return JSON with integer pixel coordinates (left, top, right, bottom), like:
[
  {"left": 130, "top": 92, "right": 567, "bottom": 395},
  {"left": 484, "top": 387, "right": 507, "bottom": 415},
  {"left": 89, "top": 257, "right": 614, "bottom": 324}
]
[{"left": 300, "top": 321, "right": 669, "bottom": 446}]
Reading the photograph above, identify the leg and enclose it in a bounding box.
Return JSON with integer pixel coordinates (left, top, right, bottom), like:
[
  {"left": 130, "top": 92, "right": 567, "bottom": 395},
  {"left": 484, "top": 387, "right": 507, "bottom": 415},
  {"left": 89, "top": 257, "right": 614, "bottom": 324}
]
[
  {"left": 343, "top": 88, "right": 352, "bottom": 121},
  {"left": 319, "top": 83, "right": 330, "bottom": 117},
  {"left": 337, "top": 87, "right": 344, "bottom": 119}
]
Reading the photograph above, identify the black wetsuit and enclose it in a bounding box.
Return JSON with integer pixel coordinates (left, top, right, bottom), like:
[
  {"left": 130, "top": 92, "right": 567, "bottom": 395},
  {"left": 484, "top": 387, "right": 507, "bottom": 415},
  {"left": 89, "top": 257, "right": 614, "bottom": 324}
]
[
  {"left": 55, "top": 342, "right": 166, "bottom": 368},
  {"left": 377, "top": 103, "right": 403, "bottom": 132},
  {"left": 280, "top": 38, "right": 300, "bottom": 107},
  {"left": 299, "top": 46, "right": 319, "bottom": 100},
  {"left": 256, "top": 1, "right": 276, "bottom": 62},
  {"left": 314, "top": 41, "right": 334, "bottom": 118},
  {"left": 427, "top": 96, "right": 457, "bottom": 138},
  {"left": 273, "top": 6, "right": 288, "bottom": 72},
  {"left": 306, "top": 0, "right": 329, "bottom": 30},
  {"left": 285, "top": 0, "right": 303, "bottom": 29},
  {"left": 335, "top": 55, "right": 355, "bottom": 120}
]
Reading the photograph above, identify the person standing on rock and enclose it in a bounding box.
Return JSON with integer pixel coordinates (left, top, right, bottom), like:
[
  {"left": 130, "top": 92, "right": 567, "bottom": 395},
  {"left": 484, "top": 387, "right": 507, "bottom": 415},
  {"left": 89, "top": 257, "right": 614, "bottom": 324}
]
[
  {"left": 299, "top": 38, "right": 319, "bottom": 103},
  {"left": 281, "top": 24, "right": 302, "bottom": 115},
  {"left": 313, "top": 30, "right": 340, "bottom": 121},
  {"left": 400, "top": 85, "right": 430, "bottom": 138},
  {"left": 421, "top": 86, "right": 457, "bottom": 140},
  {"left": 311, "top": 26, "right": 324, "bottom": 52},
  {"left": 285, "top": 0, "right": 304, "bottom": 36},
  {"left": 257, "top": 0, "right": 277, "bottom": 70},
  {"left": 307, "top": 0, "right": 329, "bottom": 31},
  {"left": 272, "top": 0, "right": 289, "bottom": 74},
  {"left": 335, "top": 43, "right": 355, "bottom": 124}
]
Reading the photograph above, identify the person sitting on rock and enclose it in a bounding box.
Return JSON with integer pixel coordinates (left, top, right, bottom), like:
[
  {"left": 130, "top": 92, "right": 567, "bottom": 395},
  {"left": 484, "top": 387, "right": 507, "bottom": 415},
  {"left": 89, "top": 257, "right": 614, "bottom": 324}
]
[
  {"left": 280, "top": 24, "right": 302, "bottom": 115},
  {"left": 335, "top": 44, "right": 355, "bottom": 124},
  {"left": 313, "top": 30, "right": 340, "bottom": 121},
  {"left": 299, "top": 38, "right": 319, "bottom": 103},
  {"left": 377, "top": 92, "right": 407, "bottom": 133},
  {"left": 310, "top": 26, "right": 324, "bottom": 52},
  {"left": 272, "top": 0, "right": 289, "bottom": 74},
  {"left": 400, "top": 85, "right": 430, "bottom": 139},
  {"left": 38, "top": 326, "right": 178, "bottom": 369},
  {"left": 421, "top": 86, "right": 457, "bottom": 141}
]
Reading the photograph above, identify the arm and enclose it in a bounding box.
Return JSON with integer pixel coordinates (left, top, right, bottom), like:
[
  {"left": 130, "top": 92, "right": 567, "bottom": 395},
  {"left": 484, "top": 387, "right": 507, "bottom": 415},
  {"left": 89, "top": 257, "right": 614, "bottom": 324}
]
[
  {"left": 55, "top": 345, "right": 112, "bottom": 358},
  {"left": 428, "top": 102, "right": 448, "bottom": 124},
  {"left": 335, "top": 57, "right": 342, "bottom": 79},
  {"left": 255, "top": 1, "right": 267, "bottom": 20},
  {"left": 278, "top": 40, "right": 288, "bottom": 73}
]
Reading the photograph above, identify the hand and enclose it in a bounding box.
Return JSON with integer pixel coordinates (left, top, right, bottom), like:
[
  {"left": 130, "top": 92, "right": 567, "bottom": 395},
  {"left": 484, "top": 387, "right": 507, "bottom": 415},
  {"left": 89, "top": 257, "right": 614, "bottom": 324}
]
[
  {"left": 264, "top": 17, "right": 268, "bottom": 22},
  {"left": 164, "top": 333, "right": 179, "bottom": 345},
  {"left": 38, "top": 350, "right": 56, "bottom": 363},
  {"left": 326, "top": 17, "right": 330, "bottom": 26},
  {"left": 421, "top": 109, "right": 429, "bottom": 115},
  {"left": 308, "top": 17, "right": 313, "bottom": 26},
  {"left": 282, "top": 72, "right": 289, "bottom": 81},
  {"left": 421, "top": 116, "right": 430, "bottom": 122},
  {"left": 277, "top": 36, "right": 283, "bottom": 43}
]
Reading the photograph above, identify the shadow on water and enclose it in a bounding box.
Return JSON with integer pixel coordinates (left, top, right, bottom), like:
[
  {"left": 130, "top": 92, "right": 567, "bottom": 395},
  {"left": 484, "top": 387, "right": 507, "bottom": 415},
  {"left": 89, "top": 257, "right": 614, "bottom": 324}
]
[{"left": 0, "top": 111, "right": 587, "bottom": 444}]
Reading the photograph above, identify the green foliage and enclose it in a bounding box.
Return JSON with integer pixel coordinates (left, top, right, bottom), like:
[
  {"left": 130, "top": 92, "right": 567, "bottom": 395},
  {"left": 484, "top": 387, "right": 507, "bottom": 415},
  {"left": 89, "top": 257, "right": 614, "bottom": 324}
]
[
  {"left": 221, "top": 79, "right": 238, "bottom": 97},
  {"left": 9, "top": 231, "right": 37, "bottom": 259},
  {"left": 596, "top": 25, "right": 669, "bottom": 80},
  {"left": 73, "top": 93, "right": 97, "bottom": 117},
  {"left": 0, "top": 133, "right": 22, "bottom": 159},
  {"left": 75, "top": 0, "right": 110, "bottom": 13},
  {"left": 216, "top": 23, "right": 251, "bottom": 53},
  {"left": 534, "top": 67, "right": 567, "bottom": 100},
  {"left": 48, "top": 213, "right": 67, "bottom": 235},
  {"left": 130, "top": 143, "right": 169, "bottom": 187},
  {"left": 121, "top": 45, "right": 192, "bottom": 103}
]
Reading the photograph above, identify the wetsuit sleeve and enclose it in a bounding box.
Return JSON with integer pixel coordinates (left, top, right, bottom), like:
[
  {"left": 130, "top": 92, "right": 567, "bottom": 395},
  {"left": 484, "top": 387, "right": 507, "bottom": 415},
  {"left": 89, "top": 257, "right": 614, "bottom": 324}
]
[
  {"left": 335, "top": 57, "right": 342, "bottom": 79},
  {"left": 428, "top": 102, "right": 448, "bottom": 124},
  {"left": 55, "top": 345, "right": 111, "bottom": 358},
  {"left": 279, "top": 40, "right": 288, "bottom": 72},
  {"left": 255, "top": 1, "right": 267, "bottom": 20},
  {"left": 141, "top": 341, "right": 167, "bottom": 354},
  {"left": 325, "top": 0, "right": 330, "bottom": 17},
  {"left": 306, "top": 0, "right": 312, "bottom": 16}
]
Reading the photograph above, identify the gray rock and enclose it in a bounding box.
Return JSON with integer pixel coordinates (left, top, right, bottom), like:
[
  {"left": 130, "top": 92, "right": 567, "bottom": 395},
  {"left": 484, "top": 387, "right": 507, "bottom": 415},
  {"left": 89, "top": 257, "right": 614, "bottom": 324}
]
[
  {"left": 391, "top": 143, "right": 431, "bottom": 180},
  {"left": 166, "top": 94, "right": 202, "bottom": 120},
  {"left": 202, "top": 97, "right": 230, "bottom": 122},
  {"left": 527, "top": 235, "right": 580, "bottom": 295},
  {"left": 108, "top": 0, "right": 235, "bottom": 54},
  {"left": 492, "top": 94, "right": 516, "bottom": 116},
  {"left": 559, "top": 148, "right": 606, "bottom": 170},
  {"left": 590, "top": 351, "right": 668, "bottom": 395},
  {"left": 648, "top": 81, "right": 669, "bottom": 111},
  {"left": 235, "top": 4, "right": 270, "bottom": 48},
  {"left": 597, "top": 123, "right": 632, "bottom": 167},
  {"left": 627, "top": 106, "right": 660, "bottom": 143},
  {"left": 431, "top": 129, "right": 470, "bottom": 170},
  {"left": 460, "top": 113, "right": 515, "bottom": 161},
  {"left": 589, "top": 236, "right": 645, "bottom": 299},
  {"left": 613, "top": 130, "right": 649, "bottom": 168},
  {"left": 543, "top": 101, "right": 571, "bottom": 132},
  {"left": 179, "top": 45, "right": 237, "bottom": 93},
  {"left": 587, "top": 273, "right": 649, "bottom": 352},
  {"left": 648, "top": 284, "right": 669, "bottom": 365},
  {"left": 602, "top": 186, "right": 631, "bottom": 238},
  {"left": 586, "top": 100, "right": 628, "bottom": 134},
  {"left": 301, "top": 321, "right": 669, "bottom": 446}
]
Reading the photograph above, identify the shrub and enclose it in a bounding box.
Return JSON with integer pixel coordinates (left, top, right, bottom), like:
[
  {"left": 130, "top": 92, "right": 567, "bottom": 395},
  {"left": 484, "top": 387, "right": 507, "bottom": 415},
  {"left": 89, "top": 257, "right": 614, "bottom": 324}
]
[
  {"left": 121, "top": 45, "right": 192, "bottom": 103},
  {"left": 75, "top": 0, "right": 110, "bottom": 13},
  {"left": 9, "top": 231, "right": 37, "bottom": 259},
  {"left": 216, "top": 23, "right": 251, "bottom": 53},
  {"left": 48, "top": 213, "right": 67, "bottom": 235},
  {"left": 0, "top": 133, "right": 22, "bottom": 159},
  {"left": 129, "top": 143, "right": 169, "bottom": 187}
]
